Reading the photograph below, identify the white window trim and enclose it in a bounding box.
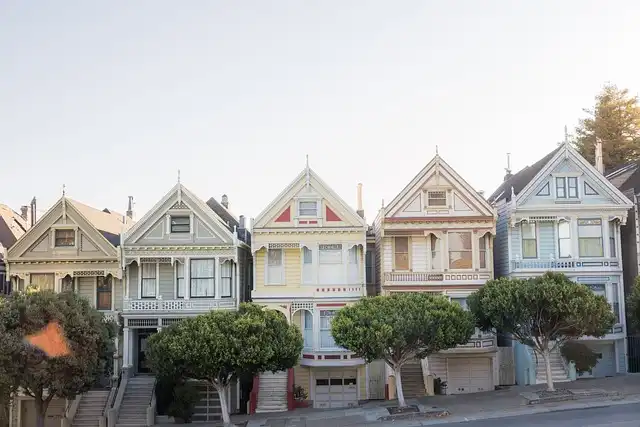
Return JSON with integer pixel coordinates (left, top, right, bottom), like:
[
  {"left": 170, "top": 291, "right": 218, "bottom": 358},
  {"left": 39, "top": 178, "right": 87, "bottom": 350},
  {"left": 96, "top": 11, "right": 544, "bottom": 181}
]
[
  {"left": 94, "top": 275, "right": 114, "bottom": 311},
  {"left": 51, "top": 225, "right": 79, "bottom": 249},
  {"left": 296, "top": 197, "right": 321, "bottom": 218},
  {"left": 557, "top": 220, "right": 572, "bottom": 258},
  {"left": 423, "top": 188, "right": 449, "bottom": 208},
  {"left": 577, "top": 218, "right": 604, "bottom": 258},
  {"left": 301, "top": 245, "right": 316, "bottom": 285},
  {"left": 520, "top": 222, "right": 538, "bottom": 259}
]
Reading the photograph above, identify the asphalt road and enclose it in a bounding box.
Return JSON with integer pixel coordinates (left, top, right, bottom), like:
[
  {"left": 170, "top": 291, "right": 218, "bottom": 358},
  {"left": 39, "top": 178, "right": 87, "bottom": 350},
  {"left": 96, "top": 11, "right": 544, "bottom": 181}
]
[{"left": 445, "top": 403, "right": 640, "bottom": 426}]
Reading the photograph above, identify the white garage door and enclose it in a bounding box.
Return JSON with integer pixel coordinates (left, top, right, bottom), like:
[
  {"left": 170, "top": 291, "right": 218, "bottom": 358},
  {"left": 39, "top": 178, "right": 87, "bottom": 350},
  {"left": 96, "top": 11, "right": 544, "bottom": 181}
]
[
  {"left": 447, "top": 358, "right": 492, "bottom": 394},
  {"left": 314, "top": 369, "right": 358, "bottom": 408}
]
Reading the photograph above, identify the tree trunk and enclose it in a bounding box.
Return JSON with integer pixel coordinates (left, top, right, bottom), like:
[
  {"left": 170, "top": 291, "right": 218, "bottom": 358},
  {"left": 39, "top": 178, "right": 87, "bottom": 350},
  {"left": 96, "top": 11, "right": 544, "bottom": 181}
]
[
  {"left": 34, "top": 397, "right": 45, "bottom": 427},
  {"left": 214, "top": 383, "right": 232, "bottom": 426},
  {"left": 542, "top": 349, "right": 555, "bottom": 392},
  {"left": 393, "top": 366, "right": 407, "bottom": 408}
]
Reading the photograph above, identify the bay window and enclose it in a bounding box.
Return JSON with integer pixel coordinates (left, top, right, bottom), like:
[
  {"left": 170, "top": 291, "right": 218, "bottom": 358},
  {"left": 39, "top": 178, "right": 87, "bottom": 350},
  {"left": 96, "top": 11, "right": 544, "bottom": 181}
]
[
  {"left": 319, "top": 244, "right": 342, "bottom": 284},
  {"left": 320, "top": 310, "right": 338, "bottom": 348},
  {"left": 190, "top": 259, "right": 215, "bottom": 297},
  {"left": 448, "top": 232, "right": 472, "bottom": 269},
  {"left": 394, "top": 237, "right": 409, "bottom": 270},
  {"left": 578, "top": 219, "right": 603, "bottom": 257}
]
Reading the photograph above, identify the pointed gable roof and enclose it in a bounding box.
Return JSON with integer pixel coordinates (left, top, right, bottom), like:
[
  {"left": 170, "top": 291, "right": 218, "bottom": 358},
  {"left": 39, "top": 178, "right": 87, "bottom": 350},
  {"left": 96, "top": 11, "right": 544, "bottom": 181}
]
[
  {"left": 67, "top": 198, "right": 128, "bottom": 246},
  {"left": 384, "top": 154, "right": 495, "bottom": 218},
  {"left": 0, "top": 205, "right": 27, "bottom": 249},
  {"left": 253, "top": 165, "right": 367, "bottom": 229}
]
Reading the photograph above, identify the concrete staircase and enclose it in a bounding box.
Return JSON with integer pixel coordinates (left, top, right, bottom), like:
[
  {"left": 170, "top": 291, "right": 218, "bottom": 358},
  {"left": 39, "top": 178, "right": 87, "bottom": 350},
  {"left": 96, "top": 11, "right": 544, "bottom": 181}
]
[
  {"left": 256, "top": 371, "right": 288, "bottom": 413},
  {"left": 115, "top": 376, "right": 155, "bottom": 427},
  {"left": 72, "top": 389, "right": 110, "bottom": 427},
  {"left": 400, "top": 359, "right": 425, "bottom": 398},
  {"left": 533, "top": 347, "right": 570, "bottom": 384}
]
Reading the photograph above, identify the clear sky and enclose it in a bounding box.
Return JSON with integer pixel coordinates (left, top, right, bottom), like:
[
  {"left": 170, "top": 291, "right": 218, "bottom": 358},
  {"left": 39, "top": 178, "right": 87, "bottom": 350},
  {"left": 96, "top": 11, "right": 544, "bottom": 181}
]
[{"left": 2, "top": 1, "right": 639, "bottom": 224}]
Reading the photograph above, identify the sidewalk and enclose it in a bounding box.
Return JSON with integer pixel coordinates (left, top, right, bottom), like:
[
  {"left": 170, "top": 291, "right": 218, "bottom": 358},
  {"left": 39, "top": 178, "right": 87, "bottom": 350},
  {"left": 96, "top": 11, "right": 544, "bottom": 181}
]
[{"left": 224, "top": 375, "right": 640, "bottom": 427}]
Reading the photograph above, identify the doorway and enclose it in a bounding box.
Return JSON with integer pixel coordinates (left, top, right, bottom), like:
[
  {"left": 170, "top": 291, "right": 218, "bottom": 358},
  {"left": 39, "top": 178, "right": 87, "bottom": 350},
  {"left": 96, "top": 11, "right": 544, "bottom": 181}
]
[{"left": 137, "top": 329, "right": 156, "bottom": 374}]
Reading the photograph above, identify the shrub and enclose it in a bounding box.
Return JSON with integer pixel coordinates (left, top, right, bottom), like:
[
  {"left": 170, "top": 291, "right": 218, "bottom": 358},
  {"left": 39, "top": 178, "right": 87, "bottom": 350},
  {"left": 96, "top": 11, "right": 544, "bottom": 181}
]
[{"left": 560, "top": 341, "right": 601, "bottom": 374}]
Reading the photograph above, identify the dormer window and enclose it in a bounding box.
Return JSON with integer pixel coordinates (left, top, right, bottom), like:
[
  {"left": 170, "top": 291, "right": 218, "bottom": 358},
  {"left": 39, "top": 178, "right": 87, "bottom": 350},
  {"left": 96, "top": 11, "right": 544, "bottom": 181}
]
[
  {"left": 170, "top": 216, "right": 190, "bottom": 233},
  {"left": 55, "top": 229, "right": 75, "bottom": 247},
  {"left": 427, "top": 191, "right": 447, "bottom": 207},
  {"left": 298, "top": 200, "right": 318, "bottom": 217}
]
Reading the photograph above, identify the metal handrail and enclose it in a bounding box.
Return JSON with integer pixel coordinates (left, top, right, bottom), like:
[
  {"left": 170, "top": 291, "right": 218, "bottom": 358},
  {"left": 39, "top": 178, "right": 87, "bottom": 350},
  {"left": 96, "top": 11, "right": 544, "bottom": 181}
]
[
  {"left": 99, "top": 372, "right": 121, "bottom": 427},
  {"left": 146, "top": 379, "right": 157, "bottom": 426},
  {"left": 107, "top": 370, "right": 129, "bottom": 427}
]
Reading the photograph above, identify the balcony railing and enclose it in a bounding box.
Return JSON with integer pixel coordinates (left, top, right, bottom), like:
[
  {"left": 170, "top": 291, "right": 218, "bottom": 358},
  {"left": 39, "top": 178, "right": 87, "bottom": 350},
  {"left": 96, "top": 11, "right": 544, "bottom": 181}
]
[
  {"left": 511, "top": 258, "right": 620, "bottom": 271},
  {"left": 123, "top": 297, "right": 236, "bottom": 313},
  {"left": 384, "top": 271, "right": 492, "bottom": 284},
  {"left": 440, "top": 329, "right": 496, "bottom": 353}
]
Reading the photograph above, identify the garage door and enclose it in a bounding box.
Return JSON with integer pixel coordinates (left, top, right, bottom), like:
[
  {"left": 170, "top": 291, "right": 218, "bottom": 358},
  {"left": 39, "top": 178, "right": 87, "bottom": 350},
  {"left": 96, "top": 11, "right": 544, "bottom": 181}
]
[
  {"left": 21, "top": 398, "right": 65, "bottom": 427},
  {"left": 447, "top": 358, "right": 492, "bottom": 394},
  {"left": 579, "top": 342, "right": 616, "bottom": 378},
  {"left": 314, "top": 370, "right": 358, "bottom": 409}
]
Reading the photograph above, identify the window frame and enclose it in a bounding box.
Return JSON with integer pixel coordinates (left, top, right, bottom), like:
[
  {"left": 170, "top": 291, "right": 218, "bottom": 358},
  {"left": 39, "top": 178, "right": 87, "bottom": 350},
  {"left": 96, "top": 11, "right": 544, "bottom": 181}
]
[
  {"left": 609, "top": 221, "right": 617, "bottom": 258},
  {"left": 96, "top": 275, "right": 112, "bottom": 311},
  {"left": 176, "top": 262, "right": 185, "bottom": 298},
  {"left": 478, "top": 235, "right": 487, "bottom": 269},
  {"left": 320, "top": 309, "right": 338, "bottom": 349},
  {"left": 426, "top": 191, "right": 447, "bottom": 207},
  {"left": 521, "top": 222, "right": 538, "bottom": 259},
  {"left": 448, "top": 231, "right": 473, "bottom": 269},
  {"left": 170, "top": 216, "right": 191, "bottom": 233},
  {"left": 54, "top": 229, "right": 76, "bottom": 247},
  {"left": 190, "top": 258, "right": 215, "bottom": 298},
  {"left": 558, "top": 221, "right": 572, "bottom": 258},
  {"left": 141, "top": 263, "right": 157, "bottom": 298},
  {"left": 220, "top": 260, "right": 233, "bottom": 298},
  {"left": 298, "top": 199, "right": 319, "bottom": 217},
  {"left": 319, "top": 244, "right": 342, "bottom": 265},
  {"left": 567, "top": 177, "right": 579, "bottom": 199},
  {"left": 267, "top": 249, "right": 284, "bottom": 285},
  {"left": 429, "top": 234, "right": 440, "bottom": 270},
  {"left": 578, "top": 218, "right": 604, "bottom": 258},
  {"left": 393, "top": 237, "right": 410, "bottom": 271},
  {"left": 555, "top": 177, "right": 567, "bottom": 199}
]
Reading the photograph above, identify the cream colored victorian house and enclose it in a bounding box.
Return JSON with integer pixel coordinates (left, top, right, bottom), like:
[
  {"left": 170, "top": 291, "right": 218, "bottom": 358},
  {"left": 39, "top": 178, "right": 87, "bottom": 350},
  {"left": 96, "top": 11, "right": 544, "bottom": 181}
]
[
  {"left": 5, "top": 195, "right": 129, "bottom": 427},
  {"left": 374, "top": 154, "right": 498, "bottom": 398},
  {"left": 249, "top": 163, "right": 368, "bottom": 412}
]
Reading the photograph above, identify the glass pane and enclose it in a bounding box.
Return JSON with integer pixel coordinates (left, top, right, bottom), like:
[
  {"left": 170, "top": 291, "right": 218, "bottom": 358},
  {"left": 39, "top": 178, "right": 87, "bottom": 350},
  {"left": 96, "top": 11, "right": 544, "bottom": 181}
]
[
  {"left": 191, "top": 259, "right": 214, "bottom": 277},
  {"left": 97, "top": 291, "right": 111, "bottom": 310},
  {"left": 348, "top": 247, "right": 358, "bottom": 264},
  {"left": 268, "top": 249, "right": 282, "bottom": 266},
  {"left": 558, "top": 222, "right": 571, "bottom": 239},
  {"left": 395, "top": 237, "right": 409, "bottom": 253},
  {"left": 428, "top": 191, "right": 446, "bottom": 206},
  {"left": 449, "top": 232, "right": 472, "bottom": 251},
  {"left": 177, "top": 278, "right": 185, "bottom": 298},
  {"left": 177, "top": 262, "right": 184, "bottom": 278},
  {"left": 612, "top": 284, "right": 620, "bottom": 323},
  {"left": 220, "top": 278, "right": 232, "bottom": 297},
  {"left": 142, "top": 263, "right": 156, "bottom": 278},
  {"left": 320, "top": 249, "right": 342, "bottom": 264},
  {"left": 522, "top": 239, "right": 537, "bottom": 258},
  {"left": 479, "top": 250, "right": 486, "bottom": 268},
  {"left": 191, "top": 278, "right": 214, "bottom": 297},
  {"left": 30, "top": 274, "right": 55, "bottom": 290},
  {"left": 303, "top": 247, "right": 312, "bottom": 264},
  {"left": 478, "top": 236, "right": 486, "bottom": 250},
  {"left": 142, "top": 279, "right": 156, "bottom": 297},
  {"left": 579, "top": 224, "right": 602, "bottom": 238},
  {"left": 430, "top": 235, "right": 438, "bottom": 251},
  {"left": 449, "top": 251, "right": 472, "bottom": 269},
  {"left": 451, "top": 297, "right": 468, "bottom": 310},
  {"left": 579, "top": 238, "right": 603, "bottom": 257},
  {"left": 299, "top": 201, "right": 317, "bottom": 216},
  {"left": 559, "top": 238, "right": 572, "bottom": 258},
  {"left": 395, "top": 252, "right": 409, "bottom": 270},
  {"left": 556, "top": 177, "right": 566, "bottom": 198},
  {"left": 521, "top": 223, "right": 536, "bottom": 239}
]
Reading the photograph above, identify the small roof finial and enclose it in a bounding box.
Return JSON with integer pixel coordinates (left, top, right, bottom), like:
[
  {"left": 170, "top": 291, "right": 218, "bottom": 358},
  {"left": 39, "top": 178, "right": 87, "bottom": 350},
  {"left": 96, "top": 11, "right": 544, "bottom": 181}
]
[
  {"left": 177, "top": 169, "right": 181, "bottom": 184},
  {"left": 505, "top": 153, "right": 512, "bottom": 174}
]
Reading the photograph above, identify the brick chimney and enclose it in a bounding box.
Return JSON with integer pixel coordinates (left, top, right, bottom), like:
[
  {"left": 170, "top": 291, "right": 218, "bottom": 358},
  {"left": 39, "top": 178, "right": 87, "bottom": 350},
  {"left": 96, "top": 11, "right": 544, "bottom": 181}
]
[
  {"left": 221, "top": 194, "right": 229, "bottom": 209},
  {"left": 20, "top": 206, "right": 28, "bottom": 222},
  {"left": 29, "top": 197, "right": 36, "bottom": 228}
]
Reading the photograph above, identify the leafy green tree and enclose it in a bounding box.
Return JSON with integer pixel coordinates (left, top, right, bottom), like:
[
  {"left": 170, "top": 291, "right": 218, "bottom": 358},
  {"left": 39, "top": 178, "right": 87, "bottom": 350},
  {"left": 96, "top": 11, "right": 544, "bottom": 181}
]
[
  {"left": 572, "top": 83, "right": 640, "bottom": 170},
  {"left": 330, "top": 293, "right": 474, "bottom": 407},
  {"left": 0, "top": 290, "right": 115, "bottom": 427},
  {"left": 146, "top": 303, "right": 302, "bottom": 425},
  {"left": 626, "top": 276, "right": 640, "bottom": 334},
  {"left": 468, "top": 272, "right": 615, "bottom": 391}
]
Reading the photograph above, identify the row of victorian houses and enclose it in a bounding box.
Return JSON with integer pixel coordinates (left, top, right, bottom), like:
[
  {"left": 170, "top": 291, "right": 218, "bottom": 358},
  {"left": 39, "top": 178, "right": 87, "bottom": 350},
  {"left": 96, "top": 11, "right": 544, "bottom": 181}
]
[{"left": 1, "top": 140, "right": 640, "bottom": 427}]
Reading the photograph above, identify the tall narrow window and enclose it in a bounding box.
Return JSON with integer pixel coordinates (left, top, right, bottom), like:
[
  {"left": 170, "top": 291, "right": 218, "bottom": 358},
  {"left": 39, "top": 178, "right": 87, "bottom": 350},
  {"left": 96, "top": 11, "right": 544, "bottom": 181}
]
[
  {"left": 609, "top": 221, "right": 617, "bottom": 258},
  {"left": 176, "top": 262, "right": 185, "bottom": 298},
  {"left": 521, "top": 223, "right": 537, "bottom": 259},
  {"left": 556, "top": 177, "right": 567, "bottom": 198},
  {"left": 267, "top": 249, "right": 284, "bottom": 285},
  {"left": 430, "top": 234, "right": 440, "bottom": 270},
  {"left": 220, "top": 261, "right": 232, "bottom": 298},
  {"left": 612, "top": 283, "right": 620, "bottom": 324},
  {"left": 96, "top": 276, "right": 112, "bottom": 311},
  {"left": 448, "top": 232, "right": 472, "bottom": 269},
  {"left": 578, "top": 219, "right": 603, "bottom": 257},
  {"left": 558, "top": 222, "right": 571, "bottom": 258},
  {"left": 303, "top": 311, "right": 313, "bottom": 349},
  {"left": 141, "top": 263, "right": 157, "bottom": 298},
  {"left": 567, "top": 177, "right": 579, "bottom": 198},
  {"left": 320, "top": 310, "right": 337, "bottom": 348},
  {"left": 61, "top": 275, "right": 73, "bottom": 292},
  {"left": 365, "top": 251, "right": 374, "bottom": 284},
  {"left": 478, "top": 236, "right": 487, "bottom": 268},
  {"left": 394, "top": 237, "right": 410, "bottom": 270},
  {"left": 348, "top": 246, "right": 359, "bottom": 283},
  {"left": 190, "top": 259, "right": 215, "bottom": 297},
  {"left": 302, "top": 247, "right": 313, "bottom": 284}
]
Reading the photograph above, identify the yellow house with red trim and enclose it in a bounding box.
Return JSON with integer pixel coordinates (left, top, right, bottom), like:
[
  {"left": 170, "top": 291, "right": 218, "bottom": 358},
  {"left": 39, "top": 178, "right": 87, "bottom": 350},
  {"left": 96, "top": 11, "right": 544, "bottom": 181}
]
[{"left": 249, "top": 161, "right": 369, "bottom": 411}]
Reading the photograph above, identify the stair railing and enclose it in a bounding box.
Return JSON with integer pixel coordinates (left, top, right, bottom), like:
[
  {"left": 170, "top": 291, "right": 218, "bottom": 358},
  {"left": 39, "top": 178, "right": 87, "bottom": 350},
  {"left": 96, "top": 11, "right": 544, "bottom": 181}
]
[
  {"left": 107, "top": 368, "right": 129, "bottom": 427},
  {"left": 100, "top": 371, "right": 121, "bottom": 427},
  {"left": 146, "top": 378, "right": 157, "bottom": 426},
  {"left": 61, "top": 395, "right": 82, "bottom": 427}
]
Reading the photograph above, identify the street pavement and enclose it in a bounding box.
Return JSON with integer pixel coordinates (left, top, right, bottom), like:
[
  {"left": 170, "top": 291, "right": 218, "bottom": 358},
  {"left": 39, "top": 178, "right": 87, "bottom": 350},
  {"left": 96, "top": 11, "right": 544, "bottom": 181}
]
[{"left": 440, "top": 403, "right": 640, "bottom": 426}]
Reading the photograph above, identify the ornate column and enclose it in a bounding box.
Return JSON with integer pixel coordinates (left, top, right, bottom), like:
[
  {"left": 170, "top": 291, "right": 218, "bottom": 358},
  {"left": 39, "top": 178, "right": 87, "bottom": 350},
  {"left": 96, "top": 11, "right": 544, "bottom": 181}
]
[{"left": 123, "top": 327, "right": 131, "bottom": 367}]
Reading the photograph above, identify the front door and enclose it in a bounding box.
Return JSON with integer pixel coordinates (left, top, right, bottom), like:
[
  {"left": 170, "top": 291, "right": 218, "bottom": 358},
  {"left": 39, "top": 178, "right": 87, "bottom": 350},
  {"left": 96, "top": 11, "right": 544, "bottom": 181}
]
[{"left": 137, "top": 330, "right": 154, "bottom": 373}]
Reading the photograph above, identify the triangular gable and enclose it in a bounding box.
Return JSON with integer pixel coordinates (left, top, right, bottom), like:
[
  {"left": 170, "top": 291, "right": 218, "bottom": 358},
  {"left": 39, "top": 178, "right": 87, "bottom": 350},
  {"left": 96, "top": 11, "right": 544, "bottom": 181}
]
[
  {"left": 385, "top": 155, "right": 495, "bottom": 218},
  {"left": 8, "top": 198, "right": 118, "bottom": 259},
  {"left": 123, "top": 184, "right": 235, "bottom": 245},
  {"left": 516, "top": 143, "right": 633, "bottom": 207},
  {"left": 253, "top": 167, "right": 367, "bottom": 229}
]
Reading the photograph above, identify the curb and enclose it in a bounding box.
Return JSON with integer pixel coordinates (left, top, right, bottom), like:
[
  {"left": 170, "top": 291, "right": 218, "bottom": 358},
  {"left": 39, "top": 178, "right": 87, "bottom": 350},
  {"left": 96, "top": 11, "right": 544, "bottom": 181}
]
[{"left": 416, "top": 396, "right": 640, "bottom": 425}]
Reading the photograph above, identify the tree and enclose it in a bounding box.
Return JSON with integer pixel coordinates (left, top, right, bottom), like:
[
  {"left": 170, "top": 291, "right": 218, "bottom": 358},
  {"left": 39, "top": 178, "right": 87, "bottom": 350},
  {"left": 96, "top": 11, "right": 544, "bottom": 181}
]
[
  {"left": 572, "top": 83, "right": 640, "bottom": 170},
  {"left": 468, "top": 272, "right": 615, "bottom": 391},
  {"left": 146, "top": 303, "right": 303, "bottom": 425},
  {"left": 560, "top": 341, "right": 601, "bottom": 374},
  {"left": 626, "top": 276, "right": 640, "bottom": 334},
  {"left": 0, "top": 290, "right": 115, "bottom": 427},
  {"left": 330, "top": 293, "right": 474, "bottom": 408}
]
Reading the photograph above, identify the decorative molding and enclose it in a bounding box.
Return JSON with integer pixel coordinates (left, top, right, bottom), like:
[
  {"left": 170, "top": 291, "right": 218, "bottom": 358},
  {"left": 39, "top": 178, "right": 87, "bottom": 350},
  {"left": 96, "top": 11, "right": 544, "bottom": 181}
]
[
  {"left": 170, "top": 201, "right": 189, "bottom": 210},
  {"left": 268, "top": 242, "right": 300, "bottom": 249}
]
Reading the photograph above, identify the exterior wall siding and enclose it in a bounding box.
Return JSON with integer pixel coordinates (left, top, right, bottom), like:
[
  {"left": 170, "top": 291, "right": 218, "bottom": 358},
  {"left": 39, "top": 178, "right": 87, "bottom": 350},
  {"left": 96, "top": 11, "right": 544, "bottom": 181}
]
[
  {"left": 77, "top": 277, "right": 94, "bottom": 304},
  {"left": 428, "top": 355, "right": 448, "bottom": 383},
  {"left": 285, "top": 248, "right": 301, "bottom": 286}
]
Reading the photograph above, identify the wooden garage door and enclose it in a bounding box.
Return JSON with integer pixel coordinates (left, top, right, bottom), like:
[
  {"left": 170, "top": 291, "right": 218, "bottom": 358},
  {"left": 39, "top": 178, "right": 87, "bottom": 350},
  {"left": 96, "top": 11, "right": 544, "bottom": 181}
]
[
  {"left": 314, "top": 370, "right": 358, "bottom": 409},
  {"left": 447, "top": 358, "right": 492, "bottom": 394},
  {"left": 21, "top": 398, "right": 65, "bottom": 427}
]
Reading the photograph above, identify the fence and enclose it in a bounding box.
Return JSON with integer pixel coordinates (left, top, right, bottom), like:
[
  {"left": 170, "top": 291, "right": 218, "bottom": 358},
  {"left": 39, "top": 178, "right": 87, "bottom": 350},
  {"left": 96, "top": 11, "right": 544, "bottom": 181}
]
[{"left": 497, "top": 347, "right": 516, "bottom": 385}]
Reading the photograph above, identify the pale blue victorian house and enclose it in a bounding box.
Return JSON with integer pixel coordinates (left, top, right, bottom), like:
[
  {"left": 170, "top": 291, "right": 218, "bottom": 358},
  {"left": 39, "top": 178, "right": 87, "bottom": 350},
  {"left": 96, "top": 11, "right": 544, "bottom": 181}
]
[{"left": 488, "top": 142, "right": 632, "bottom": 385}]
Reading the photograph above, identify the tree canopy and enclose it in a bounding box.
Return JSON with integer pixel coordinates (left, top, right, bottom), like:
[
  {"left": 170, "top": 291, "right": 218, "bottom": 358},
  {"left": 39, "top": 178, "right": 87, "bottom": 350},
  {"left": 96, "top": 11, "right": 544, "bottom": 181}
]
[
  {"left": 468, "top": 272, "right": 615, "bottom": 391},
  {"left": 146, "top": 303, "right": 302, "bottom": 424},
  {"left": 626, "top": 276, "right": 640, "bottom": 335},
  {"left": 572, "top": 83, "right": 640, "bottom": 170},
  {"left": 0, "top": 290, "right": 115, "bottom": 427},
  {"left": 330, "top": 293, "right": 474, "bottom": 407}
]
